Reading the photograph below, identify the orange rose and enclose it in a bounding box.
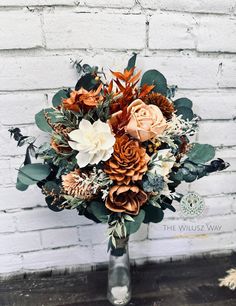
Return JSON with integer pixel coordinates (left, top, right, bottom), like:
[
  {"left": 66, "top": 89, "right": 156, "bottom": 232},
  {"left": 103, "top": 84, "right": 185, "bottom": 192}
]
[
  {"left": 126, "top": 99, "right": 167, "bottom": 142},
  {"left": 106, "top": 185, "right": 147, "bottom": 215}
]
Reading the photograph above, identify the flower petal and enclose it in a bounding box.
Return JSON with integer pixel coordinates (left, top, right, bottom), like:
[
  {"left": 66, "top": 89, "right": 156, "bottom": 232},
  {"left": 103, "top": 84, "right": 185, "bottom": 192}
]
[{"left": 76, "top": 151, "right": 91, "bottom": 168}]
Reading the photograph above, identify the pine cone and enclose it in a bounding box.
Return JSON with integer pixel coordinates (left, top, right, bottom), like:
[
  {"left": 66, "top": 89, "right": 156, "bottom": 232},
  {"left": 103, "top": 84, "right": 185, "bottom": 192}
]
[
  {"left": 62, "top": 169, "right": 94, "bottom": 200},
  {"left": 106, "top": 184, "right": 147, "bottom": 215},
  {"left": 104, "top": 134, "right": 150, "bottom": 185},
  {"left": 145, "top": 92, "right": 175, "bottom": 120}
]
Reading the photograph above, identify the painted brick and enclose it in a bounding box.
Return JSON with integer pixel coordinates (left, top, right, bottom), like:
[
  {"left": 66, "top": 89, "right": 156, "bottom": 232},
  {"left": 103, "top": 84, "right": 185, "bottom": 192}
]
[
  {"left": 0, "top": 93, "right": 47, "bottom": 126},
  {"left": 189, "top": 173, "right": 236, "bottom": 196},
  {"left": 0, "top": 254, "right": 22, "bottom": 275},
  {"left": 15, "top": 208, "right": 92, "bottom": 232},
  {"left": 215, "top": 147, "right": 236, "bottom": 172},
  {"left": 197, "top": 16, "right": 236, "bottom": 52},
  {"left": 22, "top": 246, "right": 92, "bottom": 270},
  {"left": 204, "top": 195, "right": 235, "bottom": 216},
  {"left": 129, "top": 238, "right": 191, "bottom": 259},
  {"left": 220, "top": 59, "right": 236, "bottom": 88},
  {"left": 0, "top": 232, "right": 41, "bottom": 255},
  {"left": 78, "top": 223, "right": 148, "bottom": 245},
  {"left": 177, "top": 91, "right": 236, "bottom": 120},
  {"left": 153, "top": 0, "right": 235, "bottom": 14},
  {"left": 149, "top": 13, "right": 196, "bottom": 50},
  {"left": 198, "top": 121, "right": 236, "bottom": 146},
  {"left": 149, "top": 215, "right": 236, "bottom": 239},
  {"left": 0, "top": 56, "right": 77, "bottom": 91},
  {"left": 44, "top": 13, "right": 146, "bottom": 50},
  {"left": 0, "top": 213, "right": 16, "bottom": 233},
  {"left": 0, "top": 12, "right": 42, "bottom": 50},
  {"left": 0, "top": 0, "right": 75, "bottom": 5},
  {"left": 189, "top": 232, "right": 236, "bottom": 254},
  {"left": 41, "top": 228, "right": 78, "bottom": 248},
  {"left": 0, "top": 186, "right": 45, "bottom": 211},
  {"left": 85, "top": 0, "right": 135, "bottom": 8},
  {"left": 139, "top": 56, "right": 220, "bottom": 89}
]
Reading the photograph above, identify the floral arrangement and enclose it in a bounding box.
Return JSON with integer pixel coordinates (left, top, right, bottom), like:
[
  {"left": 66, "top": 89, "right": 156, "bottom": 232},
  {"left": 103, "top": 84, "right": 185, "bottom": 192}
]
[{"left": 10, "top": 54, "right": 229, "bottom": 250}]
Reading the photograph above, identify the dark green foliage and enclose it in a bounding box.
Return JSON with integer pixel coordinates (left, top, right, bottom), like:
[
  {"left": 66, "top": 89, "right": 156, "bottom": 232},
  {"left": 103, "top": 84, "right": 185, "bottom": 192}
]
[
  {"left": 176, "top": 106, "right": 194, "bottom": 120},
  {"left": 126, "top": 53, "right": 137, "bottom": 71},
  {"left": 143, "top": 205, "right": 164, "bottom": 223},
  {"left": 16, "top": 177, "right": 28, "bottom": 191},
  {"left": 125, "top": 210, "right": 145, "bottom": 235},
  {"left": 35, "top": 109, "right": 53, "bottom": 133},
  {"left": 174, "top": 97, "right": 193, "bottom": 109},
  {"left": 87, "top": 201, "right": 110, "bottom": 223},
  {"left": 52, "top": 89, "right": 70, "bottom": 107},
  {"left": 140, "top": 69, "right": 168, "bottom": 96},
  {"left": 187, "top": 143, "right": 215, "bottom": 164},
  {"left": 18, "top": 163, "right": 51, "bottom": 186}
]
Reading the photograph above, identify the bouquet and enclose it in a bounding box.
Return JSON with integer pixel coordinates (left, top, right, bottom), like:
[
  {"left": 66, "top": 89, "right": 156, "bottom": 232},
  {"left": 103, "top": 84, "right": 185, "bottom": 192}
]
[{"left": 10, "top": 54, "right": 229, "bottom": 250}]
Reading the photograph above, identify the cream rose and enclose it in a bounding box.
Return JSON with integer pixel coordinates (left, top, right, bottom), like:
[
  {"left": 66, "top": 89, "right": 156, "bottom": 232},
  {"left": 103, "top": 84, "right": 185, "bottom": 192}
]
[{"left": 126, "top": 99, "right": 167, "bottom": 142}]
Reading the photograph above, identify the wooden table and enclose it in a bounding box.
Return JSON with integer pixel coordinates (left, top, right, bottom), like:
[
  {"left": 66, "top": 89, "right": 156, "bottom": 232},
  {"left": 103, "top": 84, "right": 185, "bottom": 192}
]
[{"left": 1, "top": 253, "right": 236, "bottom": 306}]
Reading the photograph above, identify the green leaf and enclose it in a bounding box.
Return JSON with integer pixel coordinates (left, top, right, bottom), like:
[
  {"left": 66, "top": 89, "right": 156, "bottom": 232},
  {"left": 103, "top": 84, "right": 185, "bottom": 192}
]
[
  {"left": 140, "top": 69, "right": 167, "bottom": 96},
  {"left": 187, "top": 143, "right": 215, "bottom": 164},
  {"left": 16, "top": 177, "right": 28, "bottom": 191},
  {"left": 176, "top": 106, "right": 194, "bottom": 120},
  {"left": 18, "top": 163, "right": 51, "bottom": 185},
  {"left": 35, "top": 109, "right": 53, "bottom": 133},
  {"left": 126, "top": 53, "right": 137, "bottom": 71},
  {"left": 88, "top": 201, "right": 110, "bottom": 223},
  {"left": 174, "top": 98, "right": 193, "bottom": 109},
  {"left": 52, "top": 90, "right": 69, "bottom": 107},
  {"left": 44, "top": 181, "right": 61, "bottom": 194},
  {"left": 125, "top": 210, "right": 145, "bottom": 235},
  {"left": 143, "top": 205, "right": 164, "bottom": 223}
]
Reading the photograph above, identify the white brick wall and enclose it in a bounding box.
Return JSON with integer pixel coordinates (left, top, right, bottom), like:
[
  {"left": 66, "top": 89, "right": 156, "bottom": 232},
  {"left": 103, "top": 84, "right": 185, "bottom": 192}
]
[{"left": 0, "top": 0, "right": 235, "bottom": 277}]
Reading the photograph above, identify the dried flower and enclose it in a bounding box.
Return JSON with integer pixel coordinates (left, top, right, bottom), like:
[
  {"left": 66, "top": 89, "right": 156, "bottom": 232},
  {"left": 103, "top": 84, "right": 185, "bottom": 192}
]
[
  {"left": 68, "top": 119, "right": 115, "bottom": 168},
  {"left": 106, "top": 184, "right": 147, "bottom": 215},
  {"left": 126, "top": 99, "right": 167, "bottom": 142},
  {"left": 104, "top": 134, "right": 150, "bottom": 185},
  {"left": 62, "top": 169, "right": 95, "bottom": 200},
  {"left": 63, "top": 84, "right": 103, "bottom": 112},
  {"left": 145, "top": 92, "right": 175, "bottom": 120}
]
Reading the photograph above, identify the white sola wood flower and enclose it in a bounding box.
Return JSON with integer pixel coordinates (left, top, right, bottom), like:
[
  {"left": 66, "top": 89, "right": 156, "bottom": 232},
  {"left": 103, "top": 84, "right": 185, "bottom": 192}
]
[{"left": 68, "top": 119, "right": 115, "bottom": 168}]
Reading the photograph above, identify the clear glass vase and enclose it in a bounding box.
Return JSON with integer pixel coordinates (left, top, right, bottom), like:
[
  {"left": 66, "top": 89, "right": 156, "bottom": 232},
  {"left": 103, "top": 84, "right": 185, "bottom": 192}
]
[{"left": 107, "top": 237, "right": 131, "bottom": 305}]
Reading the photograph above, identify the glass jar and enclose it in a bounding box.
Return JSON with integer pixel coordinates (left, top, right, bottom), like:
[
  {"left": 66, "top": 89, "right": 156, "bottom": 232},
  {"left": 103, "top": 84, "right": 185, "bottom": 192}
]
[{"left": 107, "top": 237, "right": 131, "bottom": 305}]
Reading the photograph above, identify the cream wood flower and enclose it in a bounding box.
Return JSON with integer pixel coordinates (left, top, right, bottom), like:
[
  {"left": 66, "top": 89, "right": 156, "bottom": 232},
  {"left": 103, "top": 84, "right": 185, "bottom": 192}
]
[
  {"left": 68, "top": 119, "right": 116, "bottom": 168},
  {"left": 150, "top": 149, "right": 175, "bottom": 177}
]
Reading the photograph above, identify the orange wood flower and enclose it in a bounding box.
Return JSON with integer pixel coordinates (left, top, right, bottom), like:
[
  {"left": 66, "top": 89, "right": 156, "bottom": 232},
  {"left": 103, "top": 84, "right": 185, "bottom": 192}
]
[
  {"left": 104, "top": 134, "right": 150, "bottom": 185},
  {"left": 106, "top": 184, "right": 147, "bottom": 215},
  {"left": 144, "top": 92, "right": 175, "bottom": 120},
  {"left": 63, "top": 84, "right": 103, "bottom": 112}
]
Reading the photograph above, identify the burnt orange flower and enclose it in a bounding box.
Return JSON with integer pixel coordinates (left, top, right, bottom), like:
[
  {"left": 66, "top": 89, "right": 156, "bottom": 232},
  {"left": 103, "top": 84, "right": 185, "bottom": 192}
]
[
  {"left": 50, "top": 139, "right": 71, "bottom": 155},
  {"left": 106, "top": 184, "right": 147, "bottom": 215},
  {"left": 63, "top": 84, "right": 103, "bottom": 112},
  {"left": 62, "top": 169, "right": 95, "bottom": 200},
  {"left": 104, "top": 134, "right": 150, "bottom": 185},
  {"left": 145, "top": 92, "right": 175, "bottom": 120}
]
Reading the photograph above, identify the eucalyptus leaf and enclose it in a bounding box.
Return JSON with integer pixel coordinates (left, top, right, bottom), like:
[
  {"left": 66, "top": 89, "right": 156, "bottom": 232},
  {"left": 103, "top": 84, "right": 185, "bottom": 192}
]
[
  {"left": 35, "top": 109, "right": 53, "bottom": 133},
  {"left": 125, "top": 210, "right": 145, "bottom": 234},
  {"left": 18, "top": 163, "right": 51, "bottom": 186},
  {"left": 176, "top": 106, "right": 194, "bottom": 120},
  {"left": 174, "top": 97, "right": 193, "bottom": 109},
  {"left": 52, "top": 90, "right": 69, "bottom": 107},
  {"left": 126, "top": 53, "right": 137, "bottom": 71},
  {"left": 140, "top": 69, "right": 167, "bottom": 96},
  {"left": 88, "top": 201, "right": 110, "bottom": 223},
  {"left": 16, "top": 177, "right": 28, "bottom": 191},
  {"left": 187, "top": 143, "right": 215, "bottom": 164}
]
